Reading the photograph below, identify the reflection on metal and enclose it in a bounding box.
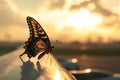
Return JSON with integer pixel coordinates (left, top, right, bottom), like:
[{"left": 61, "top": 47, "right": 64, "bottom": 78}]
[
  {"left": 19, "top": 16, "right": 54, "bottom": 60},
  {"left": 19, "top": 53, "right": 76, "bottom": 80},
  {"left": 54, "top": 70, "right": 60, "bottom": 80},
  {"left": 36, "top": 53, "right": 76, "bottom": 80},
  {"left": 69, "top": 69, "right": 92, "bottom": 74}
]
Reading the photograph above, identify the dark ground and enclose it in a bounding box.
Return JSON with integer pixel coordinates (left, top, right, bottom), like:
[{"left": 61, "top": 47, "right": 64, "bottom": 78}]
[{"left": 55, "top": 54, "right": 120, "bottom": 73}]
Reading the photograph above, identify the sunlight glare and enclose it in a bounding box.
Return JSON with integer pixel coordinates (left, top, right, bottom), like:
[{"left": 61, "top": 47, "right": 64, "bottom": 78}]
[
  {"left": 67, "top": 8, "right": 102, "bottom": 30},
  {"left": 54, "top": 70, "right": 60, "bottom": 80}
]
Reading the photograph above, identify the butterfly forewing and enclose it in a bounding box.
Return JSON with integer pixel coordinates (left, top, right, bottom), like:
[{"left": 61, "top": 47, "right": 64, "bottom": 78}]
[{"left": 22, "top": 16, "right": 52, "bottom": 59}]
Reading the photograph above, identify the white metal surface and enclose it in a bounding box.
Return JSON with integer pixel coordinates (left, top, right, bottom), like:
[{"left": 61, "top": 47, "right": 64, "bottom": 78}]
[{"left": 0, "top": 47, "right": 76, "bottom": 80}]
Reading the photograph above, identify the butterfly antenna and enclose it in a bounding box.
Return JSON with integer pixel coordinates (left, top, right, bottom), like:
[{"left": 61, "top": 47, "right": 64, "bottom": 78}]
[{"left": 55, "top": 40, "right": 62, "bottom": 45}]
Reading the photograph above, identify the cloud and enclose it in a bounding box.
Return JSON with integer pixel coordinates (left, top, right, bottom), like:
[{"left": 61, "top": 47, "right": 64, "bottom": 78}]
[
  {"left": 69, "top": 0, "right": 120, "bottom": 28},
  {"left": 1, "top": 0, "right": 120, "bottom": 42},
  {"left": 0, "top": 0, "right": 24, "bottom": 27},
  {"left": 70, "top": 0, "right": 117, "bottom": 16},
  {"left": 47, "top": 0, "right": 66, "bottom": 10},
  {"left": 10, "top": 0, "right": 43, "bottom": 13},
  {"left": 0, "top": 0, "right": 27, "bottom": 41}
]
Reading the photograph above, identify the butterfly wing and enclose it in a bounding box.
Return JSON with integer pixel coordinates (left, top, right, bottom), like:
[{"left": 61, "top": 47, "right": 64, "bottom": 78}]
[{"left": 23, "top": 16, "right": 52, "bottom": 59}]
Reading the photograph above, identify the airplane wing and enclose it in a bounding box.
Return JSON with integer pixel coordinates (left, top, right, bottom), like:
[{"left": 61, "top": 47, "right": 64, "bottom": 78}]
[{"left": 0, "top": 47, "right": 76, "bottom": 80}]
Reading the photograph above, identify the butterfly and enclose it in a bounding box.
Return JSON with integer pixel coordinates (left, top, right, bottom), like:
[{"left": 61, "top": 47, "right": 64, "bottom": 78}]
[{"left": 19, "top": 16, "right": 54, "bottom": 60}]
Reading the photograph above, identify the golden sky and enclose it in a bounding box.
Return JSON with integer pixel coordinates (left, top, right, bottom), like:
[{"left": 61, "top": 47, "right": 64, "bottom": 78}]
[{"left": 0, "top": 0, "right": 120, "bottom": 43}]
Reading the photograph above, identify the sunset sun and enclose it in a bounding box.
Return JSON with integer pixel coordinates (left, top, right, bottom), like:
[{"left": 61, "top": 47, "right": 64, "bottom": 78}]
[
  {"left": 67, "top": 8, "right": 102, "bottom": 30},
  {"left": 54, "top": 8, "right": 102, "bottom": 32}
]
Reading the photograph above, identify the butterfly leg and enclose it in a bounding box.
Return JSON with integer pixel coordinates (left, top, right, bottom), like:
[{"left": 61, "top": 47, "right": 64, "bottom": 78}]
[
  {"left": 19, "top": 53, "right": 25, "bottom": 62},
  {"left": 38, "top": 52, "right": 46, "bottom": 60}
]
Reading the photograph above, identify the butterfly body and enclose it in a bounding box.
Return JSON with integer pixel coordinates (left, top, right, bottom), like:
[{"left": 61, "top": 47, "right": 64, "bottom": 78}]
[{"left": 19, "top": 16, "right": 53, "bottom": 60}]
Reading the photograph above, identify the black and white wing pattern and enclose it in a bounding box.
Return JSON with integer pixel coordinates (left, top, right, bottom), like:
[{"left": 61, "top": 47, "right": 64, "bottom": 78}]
[{"left": 20, "top": 16, "right": 53, "bottom": 60}]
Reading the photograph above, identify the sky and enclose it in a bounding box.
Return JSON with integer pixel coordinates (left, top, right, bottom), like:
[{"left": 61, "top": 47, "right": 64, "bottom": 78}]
[{"left": 0, "top": 0, "right": 120, "bottom": 43}]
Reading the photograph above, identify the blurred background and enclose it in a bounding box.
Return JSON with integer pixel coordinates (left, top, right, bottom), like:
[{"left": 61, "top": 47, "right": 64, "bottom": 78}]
[{"left": 0, "top": 0, "right": 120, "bottom": 73}]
